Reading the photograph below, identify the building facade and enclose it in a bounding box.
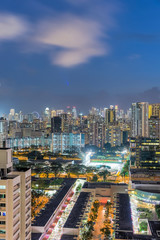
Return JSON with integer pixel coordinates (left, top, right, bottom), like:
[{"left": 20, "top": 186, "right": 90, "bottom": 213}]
[
  {"left": 0, "top": 148, "right": 31, "bottom": 240},
  {"left": 131, "top": 102, "right": 149, "bottom": 137}
]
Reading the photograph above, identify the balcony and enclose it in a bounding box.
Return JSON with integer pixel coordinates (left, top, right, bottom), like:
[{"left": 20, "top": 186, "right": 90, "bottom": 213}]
[{"left": 0, "top": 198, "right": 6, "bottom": 203}]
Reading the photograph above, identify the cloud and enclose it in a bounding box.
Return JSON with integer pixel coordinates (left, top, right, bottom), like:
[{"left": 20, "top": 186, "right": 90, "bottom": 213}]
[
  {"left": 52, "top": 47, "right": 105, "bottom": 67},
  {"left": 0, "top": 0, "right": 119, "bottom": 67},
  {"left": 34, "top": 15, "right": 107, "bottom": 67},
  {"left": 0, "top": 13, "right": 29, "bottom": 40}
]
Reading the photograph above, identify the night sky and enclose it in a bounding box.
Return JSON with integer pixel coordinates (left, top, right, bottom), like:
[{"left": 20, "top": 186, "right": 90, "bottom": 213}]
[{"left": 0, "top": 0, "right": 160, "bottom": 114}]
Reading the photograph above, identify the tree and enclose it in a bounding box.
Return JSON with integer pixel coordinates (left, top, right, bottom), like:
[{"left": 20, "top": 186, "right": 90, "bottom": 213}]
[
  {"left": 98, "top": 169, "right": 110, "bottom": 182},
  {"left": 139, "top": 221, "right": 147, "bottom": 232},
  {"left": 120, "top": 160, "right": 129, "bottom": 181},
  {"left": 65, "top": 164, "right": 86, "bottom": 178},
  {"left": 100, "top": 225, "right": 111, "bottom": 239},
  {"left": 14, "top": 161, "right": 33, "bottom": 171},
  {"left": 28, "top": 151, "right": 43, "bottom": 160},
  {"left": 105, "top": 201, "right": 112, "bottom": 218},
  {"left": 92, "top": 174, "right": 98, "bottom": 182},
  {"left": 50, "top": 161, "right": 63, "bottom": 178},
  {"left": 155, "top": 205, "right": 160, "bottom": 219},
  {"left": 43, "top": 166, "right": 51, "bottom": 178},
  {"left": 104, "top": 142, "right": 112, "bottom": 151},
  {"left": 64, "top": 164, "right": 72, "bottom": 178}
]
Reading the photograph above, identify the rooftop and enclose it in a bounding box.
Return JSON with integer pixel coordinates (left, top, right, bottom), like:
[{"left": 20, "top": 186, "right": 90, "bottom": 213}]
[
  {"left": 64, "top": 192, "right": 90, "bottom": 229},
  {"left": 1, "top": 174, "right": 19, "bottom": 179},
  {"left": 115, "top": 193, "right": 133, "bottom": 231},
  {"left": 31, "top": 233, "right": 42, "bottom": 240},
  {"left": 149, "top": 221, "right": 160, "bottom": 239},
  {"left": 132, "top": 180, "right": 160, "bottom": 184},
  {"left": 83, "top": 182, "right": 127, "bottom": 189},
  {"left": 60, "top": 235, "right": 78, "bottom": 240},
  {"left": 0, "top": 148, "right": 10, "bottom": 150},
  {"left": 32, "top": 178, "right": 76, "bottom": 227}
]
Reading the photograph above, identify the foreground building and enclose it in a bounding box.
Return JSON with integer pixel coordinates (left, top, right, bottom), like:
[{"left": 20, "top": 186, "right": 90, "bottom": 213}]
[
  {"left": 31, "top": 179, "right": 128, "bottom": 240},
  {"left": 0, "top": 148, "right": 31, "bottom": 240}
]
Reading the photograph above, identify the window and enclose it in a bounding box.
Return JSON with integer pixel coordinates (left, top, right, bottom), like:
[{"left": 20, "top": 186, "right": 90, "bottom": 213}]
[
  {"left": 0, "top": 222, "right": 5, "bottom": 225},
  {"left": 0, "top": 186, "right": 5, "bottom": 190},
  {"left": 0, "top": 195, "right": 5, "bottom": 199},
  {"left": 0, "top": 204, "right": 5, "bottom": 207},
  {"left": 0, "top": 212, "right": 6, "bottom": 217}
]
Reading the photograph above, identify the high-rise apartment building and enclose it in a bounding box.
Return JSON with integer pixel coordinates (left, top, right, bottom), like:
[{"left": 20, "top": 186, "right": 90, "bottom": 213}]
[
  {"left": 72, "top": 106, "right": 77, "bottom": 119},
  {"left": 148, "top": 103, "right": 160, "bottom": 119},
  {"left": 131, "top": 102, "right": 149, "bottom": 137},
  {"left": 106, "top": 123, "right": 122, "bottom": 147},
  {"left": 130, "top": 137, "right": 160, "bottom": 169},
  {"left": 0, "top": 148, "right": 31, "bottom": 240},
  {"left": 87, "top": 115, "right": 106, "bottom": 148},
  {"left": 0, "top": 118, "right": 8, "bottom": 148},
  {"left": 148, "top": 116, "right": 160, "bottom": 139},
  {"left": 105, "top": 108, "right": 116, "bottom": 126},
  {"left": 51, "top": 117, "right": 62, "bottom": 133}
]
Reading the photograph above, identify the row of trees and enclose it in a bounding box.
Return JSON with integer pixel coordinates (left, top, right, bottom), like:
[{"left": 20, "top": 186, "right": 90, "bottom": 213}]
[
  {"left": 14, "top": 161, "right": 111, "bottom": 182},
  {"left": 120, "top": 160, "right": 129, "bottom": 180},
  {"left": 80, "top": 200, "right": 100, "bottom": 240},
  {"left": 100, "top": 201, "right": 112, "bottom": 239},
  {"left": 155, "top": 205, "right": 160, "bottom": 219}
]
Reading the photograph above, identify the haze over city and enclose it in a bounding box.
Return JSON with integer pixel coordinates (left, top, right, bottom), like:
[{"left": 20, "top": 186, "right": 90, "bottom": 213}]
[{"left": 0, "top": 0, "right": 160, "bottom": 114}]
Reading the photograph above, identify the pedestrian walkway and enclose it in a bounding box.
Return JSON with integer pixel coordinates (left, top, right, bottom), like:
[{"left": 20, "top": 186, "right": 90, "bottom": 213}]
[{"left": 92, "top": 205, "right": 105, "bottom": 240}]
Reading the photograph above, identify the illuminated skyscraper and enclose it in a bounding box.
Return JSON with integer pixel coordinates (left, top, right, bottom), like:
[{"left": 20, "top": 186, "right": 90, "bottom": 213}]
[
  {"left": 0, "top": 118, "right": 8, "bottom": 147},
  {"left": 51, "top": 116, "right": 62, "bottom": 133},
  {"left": 105, "top": 108, "right": 116, "bottom": 126},
  {"left": 148, "top": 116, "right": 160, "bottom": 139},
  {"left": 149, "top": 103, "right": 160, "bottom": 119},
  {"left": 72, "top": 106, "right": 77, "bottom": 119},
  {"left": 131, "top": 102, "right": 149, "bottom": 137}
]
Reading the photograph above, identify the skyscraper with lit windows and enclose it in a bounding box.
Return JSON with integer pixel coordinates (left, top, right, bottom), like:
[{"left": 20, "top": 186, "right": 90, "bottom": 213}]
[{"left": 131, "top": 102, "right": 149, "bottom": 137}]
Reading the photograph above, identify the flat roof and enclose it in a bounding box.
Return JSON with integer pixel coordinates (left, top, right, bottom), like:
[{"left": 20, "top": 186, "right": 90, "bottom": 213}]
[
  {"left": 32, "top": 179, "right": 76, "bottom": 227},
  {"left": 83, "top": 182, "right": 127, "bottom": 189},
  {"left": 1, "top": 174, "right": 19, "bottom": 179},
  {"left": 60, "top": 235, "right": 78, "bottom": 240},
  {"left": 0, "top": 148, "right": 10, "bottom": 150},
  {"left": 115, "top": 193, "right": 133, "bottom": 231},
  {"left": 132, "top": 180, "right": 160, "bottom": 184},
  {"left": 115, "top": 232, "right": 153, "bottom": 239},
  {"left": 131, "top": 168, "right": 160, "bottom": 174},
  {"left": 149, "top": 221, "right": 160, "bottom": 239},
  {"left": 31, "top": 233, "right": 42, "bottom": 240},
  {"left": 64, "top": 192, "right": 90, "bottom": 229}
]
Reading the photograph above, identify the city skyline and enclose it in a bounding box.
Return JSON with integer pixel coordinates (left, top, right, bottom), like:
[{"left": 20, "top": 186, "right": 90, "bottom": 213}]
[{"left": 0, "top": 0, "right": 160, "bottom": 113}]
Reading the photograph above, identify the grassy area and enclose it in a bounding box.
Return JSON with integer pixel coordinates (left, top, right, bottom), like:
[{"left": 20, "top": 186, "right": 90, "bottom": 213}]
[{"left": 139, "top": 221, "right": 148, "bottom": 232}]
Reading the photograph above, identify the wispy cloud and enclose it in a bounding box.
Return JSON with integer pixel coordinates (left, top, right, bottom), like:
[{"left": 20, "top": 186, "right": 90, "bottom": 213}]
[
  {"left": 128, "top": 53, "right": 141, "bottom": 60},
  {"left": 0, "top": 13, "right": 29, "bottom": 40}
]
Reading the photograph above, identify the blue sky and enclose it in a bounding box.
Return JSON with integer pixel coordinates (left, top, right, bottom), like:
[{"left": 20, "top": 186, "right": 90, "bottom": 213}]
[{"left": 0, "top": 0, "right": 160, "bottom": 114}]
